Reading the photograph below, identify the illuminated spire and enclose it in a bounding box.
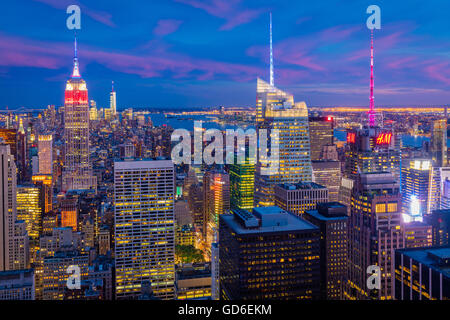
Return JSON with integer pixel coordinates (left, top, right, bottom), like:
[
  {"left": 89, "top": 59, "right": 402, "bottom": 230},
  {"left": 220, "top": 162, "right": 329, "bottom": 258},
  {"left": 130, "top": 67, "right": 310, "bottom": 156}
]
[
  {"left": 112, "top": 80, "right": 114, "bottom": 92},
  {"left": 368, "top": 29, "right": 375, "bottom": 127},
  {"left": 72, "top": 33, "right": 81, "bottom": 78},
  {"left": 269, "top": 12, "right": 274, "bottom": 87}
]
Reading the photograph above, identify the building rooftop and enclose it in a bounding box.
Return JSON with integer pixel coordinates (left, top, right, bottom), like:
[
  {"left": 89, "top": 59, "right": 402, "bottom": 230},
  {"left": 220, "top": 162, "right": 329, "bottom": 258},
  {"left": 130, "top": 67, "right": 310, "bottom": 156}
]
[
  {"left": 222, "top": 206, "right": 318, "bottom": 235},
  {"left": 305, "top": 202, "right": 348, "bottom": 221},
  {"left": 278, "top": 182, "right": 326, "bottom": 191},
  {"left": 397, "top": 246, "right": 450, "bottom": 278}
]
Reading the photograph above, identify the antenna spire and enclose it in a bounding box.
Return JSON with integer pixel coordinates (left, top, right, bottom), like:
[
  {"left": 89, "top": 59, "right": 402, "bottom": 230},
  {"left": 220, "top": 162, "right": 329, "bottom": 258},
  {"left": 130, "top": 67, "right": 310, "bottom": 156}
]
[
  {"left": 112, "top": 80, "right": 114, "bottom": 92},
  {"left": 368, "top": 29, "right": 375, "bottom": 127},
  {"left": 72, "top": 32, "right": 81, "bottom": 78},
  {"left": 269, "top": 12, "right": 274, "bottom": 87}
]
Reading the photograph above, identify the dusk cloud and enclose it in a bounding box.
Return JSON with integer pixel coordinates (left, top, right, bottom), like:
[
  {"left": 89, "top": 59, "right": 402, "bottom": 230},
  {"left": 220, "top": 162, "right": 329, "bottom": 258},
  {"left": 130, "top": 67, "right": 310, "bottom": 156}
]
[{"left": 153, "top": 20, "right": 183, "bottom": 36}]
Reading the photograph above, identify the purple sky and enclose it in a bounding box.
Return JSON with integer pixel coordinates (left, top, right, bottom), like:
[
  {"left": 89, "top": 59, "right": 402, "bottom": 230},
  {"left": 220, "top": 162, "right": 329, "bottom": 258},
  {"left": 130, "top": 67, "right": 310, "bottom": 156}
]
[{"left": 1, "top": 0, "right": 450, "bottom": 109}]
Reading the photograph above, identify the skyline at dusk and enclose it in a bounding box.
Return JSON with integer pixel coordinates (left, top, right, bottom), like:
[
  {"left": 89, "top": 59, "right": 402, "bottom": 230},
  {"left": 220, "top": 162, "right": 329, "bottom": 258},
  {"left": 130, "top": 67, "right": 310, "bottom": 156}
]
[{"left": 3, "top": 0, "right": 450, "bottom": 109}]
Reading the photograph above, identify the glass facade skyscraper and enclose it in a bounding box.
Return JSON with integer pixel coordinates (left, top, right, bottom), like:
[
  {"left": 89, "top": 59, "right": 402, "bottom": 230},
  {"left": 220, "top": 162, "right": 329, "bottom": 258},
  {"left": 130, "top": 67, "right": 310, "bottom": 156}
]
[{"left": 254, "top": 78, "right": 312, "bottom": 207}]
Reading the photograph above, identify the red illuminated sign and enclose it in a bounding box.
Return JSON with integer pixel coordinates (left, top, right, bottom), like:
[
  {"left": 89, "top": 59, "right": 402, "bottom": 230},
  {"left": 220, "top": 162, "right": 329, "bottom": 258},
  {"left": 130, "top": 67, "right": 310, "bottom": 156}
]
[
  {"left": 375, "top": 132, "right": 392, "bottom": 145},
  {"left": 347, "top": 132, "right": 356, "bottom": 144}
]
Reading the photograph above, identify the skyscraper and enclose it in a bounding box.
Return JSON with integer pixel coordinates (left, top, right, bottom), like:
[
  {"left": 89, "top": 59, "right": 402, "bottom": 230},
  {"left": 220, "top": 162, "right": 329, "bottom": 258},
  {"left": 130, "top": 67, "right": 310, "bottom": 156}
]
[
  {"left": 203, "top": 170, "right": 230, "bottom": 246},
  {"left": 431, "top": 119, "right": 447, "bottom": 167},
  {"left": 229, "top": 154, "right": 254, "bottom": 210},
  {"left": 110, "top": 81, "right": 117, "bottom": 116},
  {"left": 114, "top": 159, "right": 175, "bottom": 299},
  {"left": 344, "top": 127, "right": 401, "bottom": 183},
  {"left": 254, "top": 81, "right": 312, "bottom": 207},
  {"left": 219, "top": 206, "right": 320, "bottom": 300},
  {"left": 0, "top": 144, "right": 29, "bottom": 271},
  {"left": 62, "top": 36, "right": 97, "bottom": 192},
  {"left": 308, "top": 116, "right": 334, "bottom": 161},
  {"left": 16, "top": 184, "right": 43, "bottom": 262},
  {"left": 401, "top": 159, "right": 440, "bottom": 218},
  {"left": 38, "top": 134, "right": 52, "bottom": 175},
  {"left": 312, "top": 160, "right": 341, "bottom": 202},
  {"left": 344, "top": 172, "right": 403, "bottom": 300},
  {"left": 304, "top": 202, "right": 348, "bottom": 300}
]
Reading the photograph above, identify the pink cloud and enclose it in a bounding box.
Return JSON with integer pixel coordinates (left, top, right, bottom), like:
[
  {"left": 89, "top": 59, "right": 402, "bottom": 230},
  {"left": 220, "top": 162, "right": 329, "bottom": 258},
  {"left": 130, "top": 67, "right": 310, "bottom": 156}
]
[
  {"left": 33, "top": 0, "right": 115, "bottom": 27},
  {"left": 0, "top": 33, "right": 263, "bottom": 82},
  {"left": 176, "top": 0, "right": 264, "bottom": 30},
  {"left": 153, "top": 20, "right": 183, "bottom": 36}
]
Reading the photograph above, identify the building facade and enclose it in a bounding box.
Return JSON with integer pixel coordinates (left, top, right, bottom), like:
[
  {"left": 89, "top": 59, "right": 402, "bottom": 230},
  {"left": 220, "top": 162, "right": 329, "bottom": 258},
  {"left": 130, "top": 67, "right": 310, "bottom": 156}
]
[
  {"left": 114, "top": 159, "right": 175, "bottom": 299},
  {"left": 219, "top": 206, "right": 320, "bottom": 300}
]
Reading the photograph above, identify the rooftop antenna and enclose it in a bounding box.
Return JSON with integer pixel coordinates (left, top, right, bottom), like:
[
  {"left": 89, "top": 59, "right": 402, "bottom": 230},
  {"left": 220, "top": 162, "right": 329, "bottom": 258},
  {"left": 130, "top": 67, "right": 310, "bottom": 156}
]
[
  {"left": 368, "top": 29, "right": 376, "bottom": 127},
  {"left": 270, "top": 12, "right": 274, "bottom": 87},
  {"left": 72, "top": 31, "right": 81, "bottom": 78}
]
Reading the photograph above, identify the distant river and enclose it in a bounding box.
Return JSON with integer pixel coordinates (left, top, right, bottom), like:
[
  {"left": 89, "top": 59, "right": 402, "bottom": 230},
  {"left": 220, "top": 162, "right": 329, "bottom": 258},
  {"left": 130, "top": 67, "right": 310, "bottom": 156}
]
[{"left": 148, "top": 114, "right": 446, "bottom": 148}]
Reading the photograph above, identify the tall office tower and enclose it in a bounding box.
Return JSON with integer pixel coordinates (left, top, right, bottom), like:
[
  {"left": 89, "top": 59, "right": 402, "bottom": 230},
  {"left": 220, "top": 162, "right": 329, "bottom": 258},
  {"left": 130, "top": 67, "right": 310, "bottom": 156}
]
[
  {"left": 312, "top": 160, "right": 341, "bottom": 202},
  {"left": 187, "top": 183, "right": 203, "bottom": 234},
  {"left": 401, "top": 159, "right": 440, "bottom": 218},
  {"left": 229, "top": 154, "right": 255, "bottom": 210},
  {"left": 38, "top": 134, "right": 52, "bottom": 175},
  {"left": 274, "top": 182, "right": 328, "bottom": 217},
  {"left": 16, "top": 184, "right": 43, "bottom": 262},
  {"left": 62, "top": 36, "right": 97, "bottom": 192},
  {"left": 431, "top": 119, "right": 447, "bottom": 167},
  {"left": 344, "top": 127, "right": 401, "bottom": 183},
  {"left": 219, "top": 207, "right": 320, "bottom": 300},
  {"left": 42, "top": 250, "right": 89, "bottom": 300},
  {"left": 254, "top": 79, "right": 312, "bottom": 207},
  {"left": 425, "top": 209, "right": 450, "bottom": 246},
  {"left": 61, "top": 197, "right": 78, "bottom": 231},
  {"left": 0, "top": 269, "right": 35, "bottom": 300},
  {"left": 304, "top": 202, "right": 348, "bottom": 300},
  {"left": 344, "top": 172, "right": 403, "bottom": 300},
  {"left": 395, "top": 246, "right": 450, "bottom": 300},
  {"left": 0, "top": 144, "right": 29, "bottom": 271},
  {"left": 32, "top": 175, "right": 53, "bottom": 213},
  {"left": 110, "top": 81, "right": 117, "bottom": 116},
  {"left": 211, "top": 242, "right": 219, "bottom": 300},
  {"left": 308, "top": 116, "right": 334, "bottom": 161},
  {"left": 114, "top": 159, "right": 175, "bottom": 300},
  {"left": 203, "top": 171, "right": 230, "bottom": 246}
]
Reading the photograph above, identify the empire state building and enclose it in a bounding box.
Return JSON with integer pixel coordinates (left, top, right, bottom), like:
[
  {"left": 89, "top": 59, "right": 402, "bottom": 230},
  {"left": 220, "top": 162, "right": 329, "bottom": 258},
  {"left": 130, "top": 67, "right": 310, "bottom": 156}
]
[{"left": 62, "top": 36, "right": 97, "bottom": 192}]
